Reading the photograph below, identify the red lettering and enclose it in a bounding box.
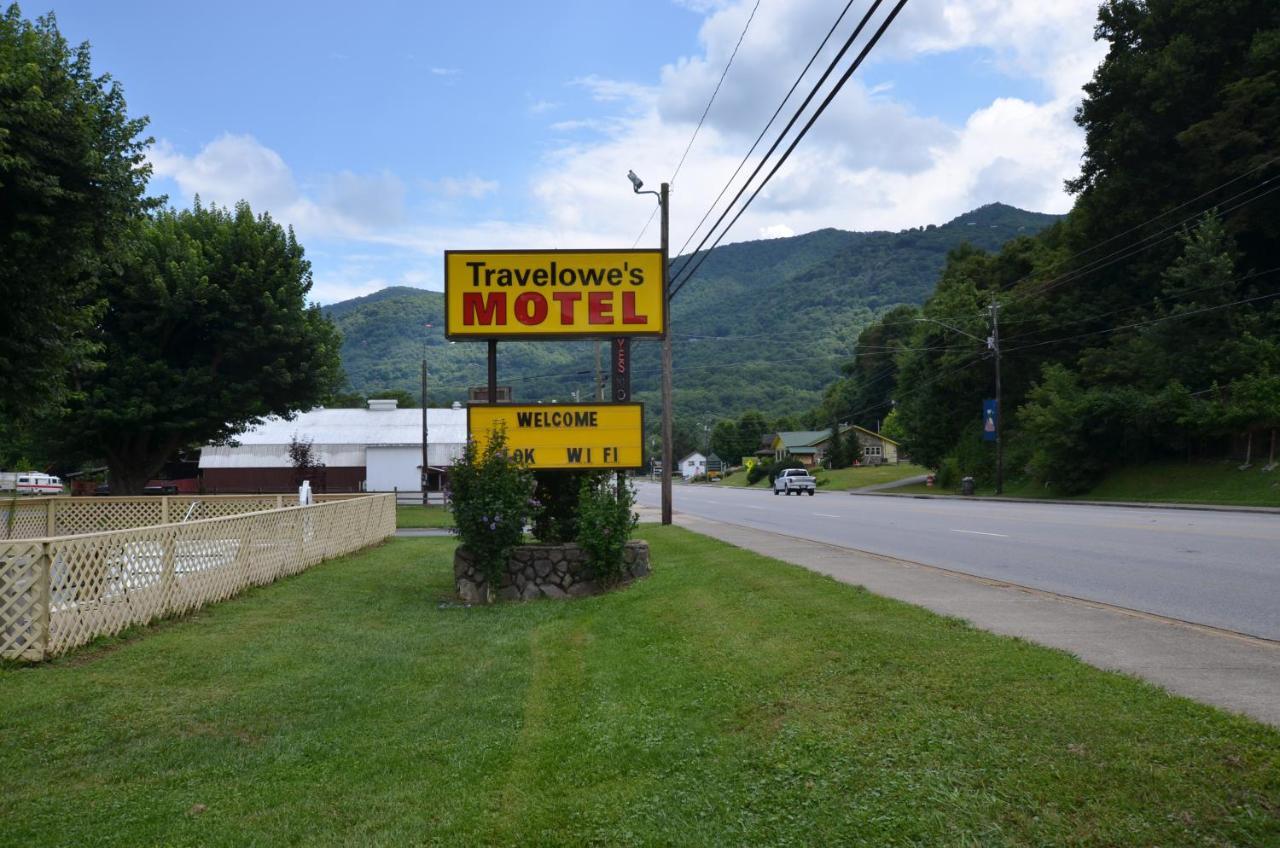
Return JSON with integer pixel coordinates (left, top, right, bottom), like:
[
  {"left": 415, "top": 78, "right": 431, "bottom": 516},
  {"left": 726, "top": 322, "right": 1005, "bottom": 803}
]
[
  {"left": 588, "top": 291, "right": 613, "bottom": 324},
  {"left": 462, "top": 292, "right": 506, "bottom": 326},
  {"left": 513, "top": 292, "right": 548, "bottom": 325},
  {"left": 621, "top": 291, "right": 647, "bottom": 324},
  {"left": 552, "top": 291, "right": 581, "bottom": 324}
]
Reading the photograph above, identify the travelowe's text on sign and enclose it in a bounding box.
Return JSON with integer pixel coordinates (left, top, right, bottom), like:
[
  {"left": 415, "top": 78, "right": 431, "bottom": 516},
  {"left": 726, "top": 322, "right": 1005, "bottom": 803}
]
[
  {"left": 468, "top": 404, "right": 644, "bottom": 470},
  {"left": 444, "top": 250, "right": 666, "bottom": 338}
]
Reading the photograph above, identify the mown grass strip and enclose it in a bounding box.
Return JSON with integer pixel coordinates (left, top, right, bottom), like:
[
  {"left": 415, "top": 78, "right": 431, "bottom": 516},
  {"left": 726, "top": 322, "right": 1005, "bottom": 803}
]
[
  {"left": 396, "top": 504, "right": 454, "bottom": 528},
  {"left": 1, "top": 528, "right": 1276, "bottom": 846}
]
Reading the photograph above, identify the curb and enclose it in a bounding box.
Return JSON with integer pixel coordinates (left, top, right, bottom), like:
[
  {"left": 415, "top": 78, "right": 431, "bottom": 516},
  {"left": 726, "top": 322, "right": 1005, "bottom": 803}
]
[{"left": 852, "top": 490, "right": 1280, "bottom": 515}]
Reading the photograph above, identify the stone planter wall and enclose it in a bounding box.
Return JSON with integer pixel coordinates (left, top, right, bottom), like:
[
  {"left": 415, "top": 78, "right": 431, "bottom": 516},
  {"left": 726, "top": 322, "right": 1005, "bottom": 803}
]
[{"left": 454, "top": 541, "right": 650, "bottom": 603}]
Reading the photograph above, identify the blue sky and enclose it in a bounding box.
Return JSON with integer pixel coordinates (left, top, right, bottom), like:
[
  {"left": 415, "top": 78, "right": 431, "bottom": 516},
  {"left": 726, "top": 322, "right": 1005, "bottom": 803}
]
[{"left": 28, "top": 1, "right": 1105, "bottom": 303}]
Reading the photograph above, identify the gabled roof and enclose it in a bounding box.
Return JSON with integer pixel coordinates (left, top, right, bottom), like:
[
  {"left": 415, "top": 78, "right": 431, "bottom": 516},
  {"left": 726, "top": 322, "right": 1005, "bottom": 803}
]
[
  {"left": 805, "top": 423, "right": 900, "bottom": 448},
  {"left": 679, "top": 451, "right": 706, "bottom": 464},
  {"left": 216, "top": 407, "right": 467, "bottom": 447},
  {"left": 774, "top": 431, "right": 830, "bottom": 449}
]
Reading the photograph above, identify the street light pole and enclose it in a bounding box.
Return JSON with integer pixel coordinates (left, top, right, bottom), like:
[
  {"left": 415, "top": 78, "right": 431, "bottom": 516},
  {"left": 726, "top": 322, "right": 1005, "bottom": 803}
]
[
  {"left": 659, "top": 181, "right": 673, "bottom": 525},
  {"left": 629, "top": 171, "right": 673, "bottom": 525}
]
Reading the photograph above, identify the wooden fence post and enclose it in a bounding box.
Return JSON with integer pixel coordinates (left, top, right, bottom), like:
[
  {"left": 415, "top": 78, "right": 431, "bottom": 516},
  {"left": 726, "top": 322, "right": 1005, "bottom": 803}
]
[
  {"left": 36, "top": 541, "right": 52, "bottom": 660},
  {"left": 161, "top": 496, "right": 170, "bottom": 525},
  {"left": 160, "top": 526, "right": 177, "bottom": 613},
  {"left": 46, "top": 500, "right": 55, "bottom": 537}
]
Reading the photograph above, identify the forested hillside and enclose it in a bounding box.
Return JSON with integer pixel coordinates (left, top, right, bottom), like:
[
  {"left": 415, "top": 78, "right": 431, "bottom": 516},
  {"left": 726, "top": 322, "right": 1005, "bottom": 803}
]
[
  {"left": 823, "top": 0, "right": 1280, "bottom": 493},
  {"left": 325, "top": 203, "right": 1059, "bottom": 435}
]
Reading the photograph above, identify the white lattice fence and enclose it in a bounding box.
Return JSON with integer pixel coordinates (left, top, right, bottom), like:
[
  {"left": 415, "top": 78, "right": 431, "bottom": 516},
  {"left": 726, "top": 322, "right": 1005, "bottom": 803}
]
[{"left": 0, "top": 494, "right": 395, "bottom": 660}]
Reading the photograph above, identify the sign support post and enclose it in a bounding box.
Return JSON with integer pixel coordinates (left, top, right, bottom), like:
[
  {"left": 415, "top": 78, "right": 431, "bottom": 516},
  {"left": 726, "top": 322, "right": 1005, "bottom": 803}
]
[
  {"left": 660, "top": 182, "right": 672, "bottom": 526},
  {"left": 487, "top": 340, "right": 498, "bottom": 406}
]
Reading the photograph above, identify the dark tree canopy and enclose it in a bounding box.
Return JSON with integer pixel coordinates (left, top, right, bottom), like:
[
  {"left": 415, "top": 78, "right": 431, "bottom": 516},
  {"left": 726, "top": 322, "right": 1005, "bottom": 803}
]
[
  {"left": 0, "top": 4, "right": 153, "bottom": 422},
  {"left": 45, "top": 201, "right": 344, "bottom": 493},
  {"left": 885, "top": 0, "right": 1280, "bottom": 491}
]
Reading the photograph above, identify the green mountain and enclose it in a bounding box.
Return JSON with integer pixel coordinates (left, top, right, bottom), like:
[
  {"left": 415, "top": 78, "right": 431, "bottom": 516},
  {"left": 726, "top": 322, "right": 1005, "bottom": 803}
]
[{"left": 323, "top": 203, "right": 1059, "bottom": 428}]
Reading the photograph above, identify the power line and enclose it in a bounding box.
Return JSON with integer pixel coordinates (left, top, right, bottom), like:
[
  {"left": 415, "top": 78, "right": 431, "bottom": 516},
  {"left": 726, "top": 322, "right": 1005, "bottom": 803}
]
[
  {"left": 671, "top": 0, "right": 859, "bottom": 261},
  {"left": 632, "top": 0, "right": 762, "bottom": 248},
  {"left": 1000, "top": 265, "right": 1280, "bottom": 344},
  {"left": 1002, "top": 164, "right": 1280, "bottom": 303},
  {"left": 670, "top": 0, "right": 911, "bottom": 300},
  {"left": 668, "top": 0, "right": 893, "bottom": 292},
  {"left": 1002, "top": 284, "right": 1280, "bottom": 355}
]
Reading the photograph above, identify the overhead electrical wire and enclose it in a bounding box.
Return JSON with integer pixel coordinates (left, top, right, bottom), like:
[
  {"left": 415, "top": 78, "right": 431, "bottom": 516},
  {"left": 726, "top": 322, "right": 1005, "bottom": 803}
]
[
  {"left": 671, "top": 0, "right": 860, "bottom": 261},
  {"left": 632, "top": 0, "right": 762, "bottom": 248},
  {"left": 668, "top": 0, "right": 900, "bottom": 296}
]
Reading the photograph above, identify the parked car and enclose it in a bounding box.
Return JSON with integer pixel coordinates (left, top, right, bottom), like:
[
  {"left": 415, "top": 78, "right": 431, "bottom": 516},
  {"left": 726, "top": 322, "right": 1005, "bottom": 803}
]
[{"left": 773, "top": 468, "right": 816, "bottom": 496}]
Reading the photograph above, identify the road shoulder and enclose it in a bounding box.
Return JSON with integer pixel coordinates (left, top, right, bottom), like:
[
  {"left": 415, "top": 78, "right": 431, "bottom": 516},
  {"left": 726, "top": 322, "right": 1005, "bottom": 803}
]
[{"left": 661, "top": 509, "right": 1280, "bottom": 729}]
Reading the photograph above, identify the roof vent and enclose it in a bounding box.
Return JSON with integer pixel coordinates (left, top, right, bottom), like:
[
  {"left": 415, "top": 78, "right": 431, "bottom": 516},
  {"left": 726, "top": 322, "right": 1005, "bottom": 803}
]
[{"left": 367, "top": 398, "right": 398, "bottom": 411}]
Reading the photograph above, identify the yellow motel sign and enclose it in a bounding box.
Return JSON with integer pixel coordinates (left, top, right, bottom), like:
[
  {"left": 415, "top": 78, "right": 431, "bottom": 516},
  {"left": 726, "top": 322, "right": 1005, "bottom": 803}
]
[
  {"left": 468, "top": 403, "right": 644, "bottom": 470},
  {"left": 444, "top": 249, "right": 666, "bottom": 339}
]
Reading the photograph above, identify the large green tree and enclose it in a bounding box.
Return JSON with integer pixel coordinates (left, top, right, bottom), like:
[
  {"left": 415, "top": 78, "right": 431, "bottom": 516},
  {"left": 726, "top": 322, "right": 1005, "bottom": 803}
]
[
  {"left": 0, "top": 5, "right": 153, "bottom": 423},
  {"left": 45, "top": 201, "right": 343, "bottom": 493}
]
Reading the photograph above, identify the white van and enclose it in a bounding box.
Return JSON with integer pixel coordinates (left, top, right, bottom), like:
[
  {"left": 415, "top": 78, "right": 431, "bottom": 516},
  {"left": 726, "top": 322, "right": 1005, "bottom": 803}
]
[{"left": 15, "top": 473, "right": 63, "bottom": 495}]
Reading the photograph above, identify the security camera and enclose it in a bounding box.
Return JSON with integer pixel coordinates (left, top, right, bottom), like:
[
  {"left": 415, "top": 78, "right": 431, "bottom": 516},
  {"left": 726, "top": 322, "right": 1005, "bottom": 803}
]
[{"left": 627, "top": 170, "right": 644, "bottom": 192}]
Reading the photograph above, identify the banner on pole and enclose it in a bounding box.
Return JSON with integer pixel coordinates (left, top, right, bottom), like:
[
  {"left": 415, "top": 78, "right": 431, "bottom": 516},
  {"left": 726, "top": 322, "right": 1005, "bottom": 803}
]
[{"left": 982, "top": 399, "right": 998, "bottom": 442}]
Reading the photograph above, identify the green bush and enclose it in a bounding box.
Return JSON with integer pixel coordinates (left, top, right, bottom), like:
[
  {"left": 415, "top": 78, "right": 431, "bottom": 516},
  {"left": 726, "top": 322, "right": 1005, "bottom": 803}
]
[
  {"left": 936, "top": 457, "right": 961, "bottom": 489},
  {"left": 530, "top": 470, "right": 592, "bottom": 544},
  {"left": 448, "top": 426, "right": 535, "bottom": 594},
  {"left": 746, "top": 461, "right": 771, "bottom": 484},
  {"left": 576, "top": 476, "right": 638, "bottom": 584},
  {"left": 769, "top": 457, "right": 806, "bottom": 481}
]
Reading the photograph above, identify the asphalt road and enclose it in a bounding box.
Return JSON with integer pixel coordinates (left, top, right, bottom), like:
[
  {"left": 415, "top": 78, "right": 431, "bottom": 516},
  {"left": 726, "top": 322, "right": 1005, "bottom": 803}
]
[{"left": 634, "top": 481, "right": 1280, "bottom": 641}]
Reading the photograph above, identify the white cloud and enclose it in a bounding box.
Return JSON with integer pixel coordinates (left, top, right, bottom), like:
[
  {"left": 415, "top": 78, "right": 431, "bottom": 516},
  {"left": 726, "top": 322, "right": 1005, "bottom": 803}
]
[
  {"left": 424, "top": 176, "right": 500, "bottom": 199},
  {"left": 430, "top": 67, "right": 461, "bottom": 76},
  {"left": 759, "top": 224, "right": 795, "bottom": 239},
  {"left": 147, "top": 134, "right": 410, "bottom": 243},
  {"left": 148, "top": 0, "right": 1108, "bottom": 305}
]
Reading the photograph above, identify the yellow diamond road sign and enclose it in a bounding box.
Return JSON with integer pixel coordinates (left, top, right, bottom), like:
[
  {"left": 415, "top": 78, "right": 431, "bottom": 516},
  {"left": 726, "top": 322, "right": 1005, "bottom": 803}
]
[{"left": 468, "top": 403, "right": 644, "bottom": 470}]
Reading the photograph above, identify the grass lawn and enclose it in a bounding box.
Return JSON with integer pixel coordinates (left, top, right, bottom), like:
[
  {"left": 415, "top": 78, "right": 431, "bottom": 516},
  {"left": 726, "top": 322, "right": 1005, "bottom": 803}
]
[
  {"left": 813, "top": 463, "right": 930, "bottom": 490},
  {"left": 720, "top": 464, "right": 928, "bottom": 491},
  {"left": 396, "top": 503, "right": 454, "bottom": 528},
  {"left": 896, "top": 460, "right": 1280, "bottom": 507},
  {"left": 2, "top": 530, "right": 1277, "bottom": 846}
]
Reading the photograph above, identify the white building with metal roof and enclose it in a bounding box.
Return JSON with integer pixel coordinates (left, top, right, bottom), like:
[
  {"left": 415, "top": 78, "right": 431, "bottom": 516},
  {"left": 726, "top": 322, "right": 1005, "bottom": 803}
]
[{"left": 199, "top": 399, "right": 467, "bottom": 493}]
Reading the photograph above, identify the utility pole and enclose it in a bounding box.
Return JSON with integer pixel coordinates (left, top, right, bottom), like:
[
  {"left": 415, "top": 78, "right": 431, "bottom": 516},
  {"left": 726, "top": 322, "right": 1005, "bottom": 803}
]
[
  {"left": 421, "top": 352, "right": 429, "bottom": 505},
  {"left": 990, "top": 300, "right": 1003, "bottom": 495},
  {"left": 628, "top": 171, "right": 673, "bottom": 525},
  {"left": 659, "top": 182, "right": 672, "bottom": 525}
]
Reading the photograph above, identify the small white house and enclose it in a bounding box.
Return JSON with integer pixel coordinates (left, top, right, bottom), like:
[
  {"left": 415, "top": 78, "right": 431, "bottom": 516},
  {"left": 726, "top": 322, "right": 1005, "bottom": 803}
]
[{"left": 679, "top": 451, "right": 707, "bottom": 480}]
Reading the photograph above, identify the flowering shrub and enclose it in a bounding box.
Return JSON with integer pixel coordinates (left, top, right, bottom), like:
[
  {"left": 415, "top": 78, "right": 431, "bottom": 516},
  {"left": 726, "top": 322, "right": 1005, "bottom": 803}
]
[
  {"left": 576, "top": 475, "right": 638, "bottom": 584},
  {"left": 530, "top": 470, "right": 593, "bottom": 543},
  {"left": 448, "top": 425, "right": 535, "bottom": 595}
]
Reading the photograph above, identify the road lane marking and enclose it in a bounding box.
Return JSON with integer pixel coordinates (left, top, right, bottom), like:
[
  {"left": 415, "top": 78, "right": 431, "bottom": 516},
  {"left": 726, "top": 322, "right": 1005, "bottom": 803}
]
[
  {"left": 814, "top": 513, "right": 840, "bottom": 518},
  {"left": 950, "top": 529, "right": 1008, "bottom": 537},
  {"left": 745, "top": 505, "right": 767, "bottom": 511}
]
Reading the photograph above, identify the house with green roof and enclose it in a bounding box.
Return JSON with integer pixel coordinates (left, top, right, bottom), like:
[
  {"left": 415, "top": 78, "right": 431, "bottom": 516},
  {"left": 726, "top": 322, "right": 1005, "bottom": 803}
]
[{"left": 771, "top": 425, "right": 900, "bottom": 468}]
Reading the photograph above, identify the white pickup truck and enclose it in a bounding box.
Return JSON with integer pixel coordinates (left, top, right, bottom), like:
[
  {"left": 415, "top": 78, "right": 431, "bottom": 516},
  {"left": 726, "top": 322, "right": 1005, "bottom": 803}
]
[{"left": 773, "top": 468, "right": 816, "bottom": 496}]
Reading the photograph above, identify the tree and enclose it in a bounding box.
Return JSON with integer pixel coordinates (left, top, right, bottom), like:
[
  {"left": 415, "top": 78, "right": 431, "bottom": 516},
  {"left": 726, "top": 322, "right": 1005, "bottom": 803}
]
[
  {"left": 826, "top": 418, "right": 845, "bottom": 469},
  {"left": 0, "top": 5, "right": 154, "bottom": 423},
  {"left": 734, "top": 410, "right": 770, "bottom": 463},
  {"left": 709, "top": 420, "right": 739, "bottom": 463},
  {"left": 44, "top": 201, "right": 343, "bottom": 493},
  {"left": 288, "top": 433, "right": 326, "bottom": 489}
]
